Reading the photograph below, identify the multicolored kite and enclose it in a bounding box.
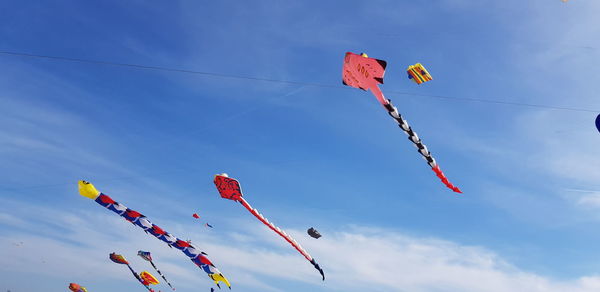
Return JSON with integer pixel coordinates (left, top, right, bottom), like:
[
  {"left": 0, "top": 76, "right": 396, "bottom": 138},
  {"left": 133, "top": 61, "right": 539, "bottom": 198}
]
[
  {"left": 342, "top": 52, "right": 461, "bottom": 193},
  {"left": 138, "top": 251, "right": 175, "bottom": 291},
  {"left": 140, "top": 271, "right": 160, "bottom": 286},
  {"left": 407, "top": 63, "right": 433, "bottom": 84},
  {"left": 214, "top": 174, "right": 325, "bottom": 280},
  {"left": 68, "top": 283, "right": 88, "bottom": 292},
  {"left": 79, "top": 181, "right": 231, "bottom": 289},
  {"left": 109, "top": 252, "right": 155, "bottom": 292}
]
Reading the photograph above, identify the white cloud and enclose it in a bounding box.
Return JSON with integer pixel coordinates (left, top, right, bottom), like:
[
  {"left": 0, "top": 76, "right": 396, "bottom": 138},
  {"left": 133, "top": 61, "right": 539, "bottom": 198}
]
[{"left": 3, "top": 198, "right": 600, "bottom": 292}]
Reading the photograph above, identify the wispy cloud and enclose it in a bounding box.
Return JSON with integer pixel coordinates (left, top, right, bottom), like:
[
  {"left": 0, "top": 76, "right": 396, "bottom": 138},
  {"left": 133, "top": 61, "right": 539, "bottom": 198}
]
[{"left": 3, "top": 197, "right": 600, "bottom": 292}]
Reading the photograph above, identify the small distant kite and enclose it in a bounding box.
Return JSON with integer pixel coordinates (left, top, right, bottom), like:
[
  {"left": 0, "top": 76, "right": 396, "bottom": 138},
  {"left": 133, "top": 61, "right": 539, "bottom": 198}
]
[
  {"left": 138, "top": 251, "right": 175, "bottom": 290},
  {"left": 307, "top": 228, "right": 321, "bottom": 239},
  {"left": 214, "top": 174, "right": 325, "bottom": 280},
  {"left": 193, "top": 213, "right": 214, "bottom": 228},
  {"left": 68, "top": 283, "right": 88, "bottom": 292},
  {"left": 79, "top": 181, "right": 231, "bottom": 289},
  {"left": 110, "top": 253, "right": 155, "bottom": 292},
  {"left": 342, "top": 52, "right": 461, "bottom": 193},
  {"left": 595, "top": 114, "right": 600, "bottom": 133},
  {"left": 407, "top": 63, "right": 433, "bottom": 84}
]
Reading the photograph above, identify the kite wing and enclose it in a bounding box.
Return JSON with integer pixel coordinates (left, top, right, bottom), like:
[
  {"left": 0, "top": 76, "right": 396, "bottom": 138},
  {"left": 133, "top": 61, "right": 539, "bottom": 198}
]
[
  {"left": 341, "top": 52, "right": 461, "bottom": 193},
  {"left": 193, "top": 213, "right": 200, "bottom": 219},
  {"left": 138, "top": 250, "right": 176, "bottom": 291},
  {"left": 595, "top": 114, "right": 600, "bottom": 133},
  {"left": 79, "top": 181, "right": 231, "bottom": 289},
  {"left": 407, "top": 63, "right": 433, "bottom": 84},
  {"left": 214, "top": 174, "right": 325, "bottom": 280}
]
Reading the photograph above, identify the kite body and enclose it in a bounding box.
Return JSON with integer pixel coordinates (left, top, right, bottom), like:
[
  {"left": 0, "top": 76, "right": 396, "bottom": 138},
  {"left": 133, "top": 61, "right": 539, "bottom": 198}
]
[
  {"left": 214, "top": 174, "right": 325, "bottom": 280},
  {"left": 79, "top": 181, "right": 231, "bottom": 289},
  {"left": 68, "top": 283, "right": 88, "bottom": 292},
  {"left": 407, "top": 63, "right": 433, "bottom": 84},
  {"left": 307, "top": 228, "right": 321, "bottom": 239},
  {"left": 342, "top": 52, "right": 387, "bottom": 105},
  {"left": 140, "top": 271, "right": 160, "bottom": 286},
  {"left": 341, "top": 52, "right": 461, "bottom": 193},
  {"left": 596, "top": 114, "right": 600, "bottom": 133}
]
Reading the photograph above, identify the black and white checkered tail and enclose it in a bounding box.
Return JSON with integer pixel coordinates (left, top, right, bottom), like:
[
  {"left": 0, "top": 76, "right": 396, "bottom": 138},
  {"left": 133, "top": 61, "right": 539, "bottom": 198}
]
[{"left": 383, "top": 99, "right": 462, "bottom": 193}]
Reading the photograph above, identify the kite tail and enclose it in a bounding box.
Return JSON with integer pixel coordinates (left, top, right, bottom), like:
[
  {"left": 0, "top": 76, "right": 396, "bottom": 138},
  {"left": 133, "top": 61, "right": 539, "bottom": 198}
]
[
  {"left": 239, "top": 198, "right": 326, "bottom": 280},
  {"left": 310, "top": 259, "right": 325, "bottom": 281},
  {"left": 369, "top": 85, "right": 390, "bottom": 107},
  {"left": 127, "top": 264, "right": 153, "bottom": 291},
  {"left": 150, "top": 260, "right": 175, "bottom": 290},
  {"left": 383, "top": 99, "right": 462, "bottom": 193}
]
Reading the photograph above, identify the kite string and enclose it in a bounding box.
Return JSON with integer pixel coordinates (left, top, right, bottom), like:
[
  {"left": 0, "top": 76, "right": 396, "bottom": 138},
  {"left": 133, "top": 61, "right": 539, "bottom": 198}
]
[{"left": 0, "top": 50, "right": 596, "bottom": 113}]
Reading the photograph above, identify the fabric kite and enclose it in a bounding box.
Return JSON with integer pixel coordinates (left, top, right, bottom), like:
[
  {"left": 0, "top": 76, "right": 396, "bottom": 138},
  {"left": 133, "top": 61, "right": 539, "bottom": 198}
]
[
  {"left": 192, "top": 213, "right": 200, "bottom": 219},
  {"left": 79, "top": 181, "right": 231, "bottom": 289},
  {"left": 307, "top": 228, "right": 321, "bottom": 239},
  {"left": 138, "top": 251, "right": 175, "bottom": 291},
  {"left": 342, "top": 52, "right": 461, "bottom": 193},
  {"left": 205, "top": 223, "right": 213, "bottom": 228},
  {"left": 110, "top": 253, "right": 155, "bottom": 292},
  {"left": 214, "top": 173, "right": 325, "bottom": 280},
  {"left": 68, "top": 283, "right": 88, "bottom": 292},
  {"left": 407, "top": 63, "right": 433, "bottom": 84},
  {"left": 595, "top": 114, "right": 600, "bottom": 133},
  {"left": 140, "top": 271, "right": 160, "bottom": 286}
]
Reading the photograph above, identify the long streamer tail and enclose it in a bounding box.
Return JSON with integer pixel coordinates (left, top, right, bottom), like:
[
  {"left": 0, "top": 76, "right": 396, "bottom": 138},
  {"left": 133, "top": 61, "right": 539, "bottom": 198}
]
[
  {"left": 239, "top": 197, "right": 325, "bottom": 280},
  {"left": 127, "top": 264, "right": 153, "bottom": 291},
  {"left": 150, "top": 260, "right": 175, "bottom": 290},
  {"left": 371, "top": 86, "right": 461, "bottom": 193}
]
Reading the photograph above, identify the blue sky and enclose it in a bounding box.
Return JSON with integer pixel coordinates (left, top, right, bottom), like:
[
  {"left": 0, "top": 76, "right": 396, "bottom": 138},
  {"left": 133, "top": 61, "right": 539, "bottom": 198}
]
[{"left": 1, "top": 0, "right": 600, "bottom": 291}]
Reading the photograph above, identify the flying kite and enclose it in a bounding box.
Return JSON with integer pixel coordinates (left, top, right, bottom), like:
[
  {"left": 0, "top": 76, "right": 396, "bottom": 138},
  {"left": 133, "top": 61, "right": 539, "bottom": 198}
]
[
  {"left": 595, "top": 114, "right": 600, "bottom": 133},
  {"left": 79, "top": 181, "right": 231, "bottom": 289},
  {"left": 109, "top": 252, "right": 155, "bottom": 292},
  {"left": 68, "top": 283, "right": 88, "bottom": 292},
  {"left": 342, "top": 52, "right": 461, "bottom": 193},
  {"left": 206, "top": 223, "right": 213, "bottom": 228},
  {"left": 138, "top": 251, "right": 175, "bottom": 291},
  {"left": 140, "top": 271, "right": 160, "bottom": 286},
  {"left": 214, "top": 173, "right": 325, "bottom": 280},
  {"left": 407, "top": 63, "right": 433, "bottom": 84},
  {"left": 307, "top": 228, "right": 321, "bottom": 239},
  {"left": 192, "top": 213, "right": 200, "bottom": 219}
]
